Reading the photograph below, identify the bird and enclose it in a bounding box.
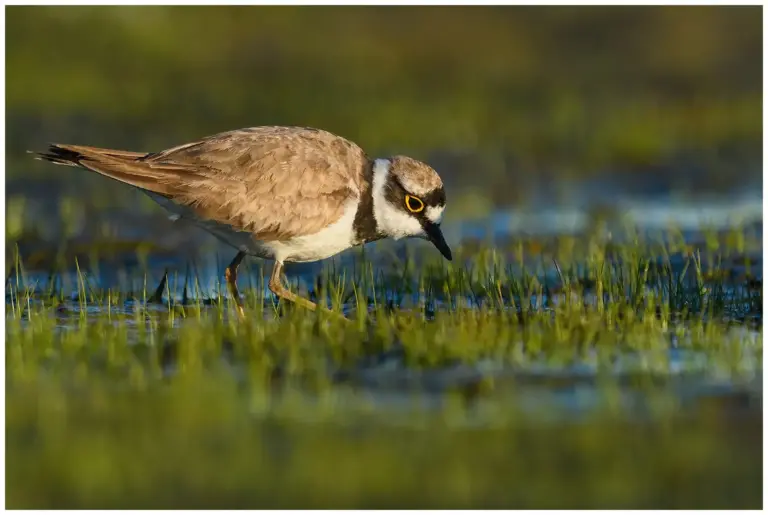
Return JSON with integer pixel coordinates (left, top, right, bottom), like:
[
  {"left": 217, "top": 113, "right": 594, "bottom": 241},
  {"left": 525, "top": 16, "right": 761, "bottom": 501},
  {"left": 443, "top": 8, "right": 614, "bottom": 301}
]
[{"left": 32, "top": 126, "right": 452, "bottom": 317}]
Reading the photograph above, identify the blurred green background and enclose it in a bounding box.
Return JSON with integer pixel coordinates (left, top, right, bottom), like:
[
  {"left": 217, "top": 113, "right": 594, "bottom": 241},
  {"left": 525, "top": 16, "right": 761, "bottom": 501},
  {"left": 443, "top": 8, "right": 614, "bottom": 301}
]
[
  {"left": 5, "top": 7, "right": 764, "bottom": 509},
  {"left": 6, "top": 5, "right": 762, "bottom": 215}
]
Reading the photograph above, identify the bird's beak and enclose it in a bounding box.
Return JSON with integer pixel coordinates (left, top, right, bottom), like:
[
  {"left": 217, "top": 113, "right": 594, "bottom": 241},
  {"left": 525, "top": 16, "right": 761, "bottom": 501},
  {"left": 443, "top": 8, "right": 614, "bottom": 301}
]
[{"left": 423, "top": 222, "right": 452, "bottom": 261}]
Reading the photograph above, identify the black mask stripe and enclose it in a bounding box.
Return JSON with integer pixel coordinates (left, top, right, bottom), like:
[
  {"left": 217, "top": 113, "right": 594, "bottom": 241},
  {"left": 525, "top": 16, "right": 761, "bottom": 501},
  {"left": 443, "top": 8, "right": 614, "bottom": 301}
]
[
  {"left": 383, "top": 174, "right": 446, "bottom": 219},
  {"left": 421, "top": 187, "right": 446, "bottom": 207}
]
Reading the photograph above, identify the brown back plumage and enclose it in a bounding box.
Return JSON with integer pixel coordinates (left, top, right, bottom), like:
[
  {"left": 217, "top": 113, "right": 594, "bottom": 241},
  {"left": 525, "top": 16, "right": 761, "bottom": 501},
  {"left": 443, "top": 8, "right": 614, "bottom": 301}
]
[{"left": 34, "top": 127, "right": 372, "bottom": 241}]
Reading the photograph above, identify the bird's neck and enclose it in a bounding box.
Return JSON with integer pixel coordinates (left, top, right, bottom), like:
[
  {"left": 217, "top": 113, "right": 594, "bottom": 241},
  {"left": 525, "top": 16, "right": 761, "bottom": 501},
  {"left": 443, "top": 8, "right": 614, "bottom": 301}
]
[
  {"left": 371, "top": 158, "right": 420, "bottom": 241},
  {"left": 352, "top": 158, "right": 383, "bottom": 244}
]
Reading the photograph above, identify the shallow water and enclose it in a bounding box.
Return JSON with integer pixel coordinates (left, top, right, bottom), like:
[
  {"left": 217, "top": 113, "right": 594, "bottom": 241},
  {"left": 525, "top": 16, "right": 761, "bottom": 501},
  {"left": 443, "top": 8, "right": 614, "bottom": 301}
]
[
  {"left": 8, "top": 292, "right": 762, "bottom": 426},
  {"left": 6, "top": 192, "right": 763, "bottom": 424}
]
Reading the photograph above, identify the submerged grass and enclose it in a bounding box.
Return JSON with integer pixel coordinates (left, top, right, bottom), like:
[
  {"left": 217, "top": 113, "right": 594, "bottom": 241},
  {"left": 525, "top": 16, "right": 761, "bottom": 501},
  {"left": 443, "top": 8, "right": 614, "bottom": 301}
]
[{"left": 5, "top": 226, "right": 763, "bottom": 508}]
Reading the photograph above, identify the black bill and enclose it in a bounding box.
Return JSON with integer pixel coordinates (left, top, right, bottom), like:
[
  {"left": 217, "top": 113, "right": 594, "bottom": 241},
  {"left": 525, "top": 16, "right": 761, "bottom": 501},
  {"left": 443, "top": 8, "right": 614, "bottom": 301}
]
[{"left": 423, "top": 222, "right": 452, "bottom": 261}]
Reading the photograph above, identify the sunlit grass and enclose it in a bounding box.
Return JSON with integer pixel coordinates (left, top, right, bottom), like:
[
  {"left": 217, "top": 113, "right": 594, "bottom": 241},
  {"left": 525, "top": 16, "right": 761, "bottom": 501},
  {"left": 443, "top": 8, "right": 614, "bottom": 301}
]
[{"left": 5, "top": 225, "right": 762, "bottom": 508}]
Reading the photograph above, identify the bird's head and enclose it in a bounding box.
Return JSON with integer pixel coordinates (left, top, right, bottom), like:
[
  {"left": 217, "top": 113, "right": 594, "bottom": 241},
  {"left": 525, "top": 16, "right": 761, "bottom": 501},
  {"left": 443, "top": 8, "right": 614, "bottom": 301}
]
[{"left": 371, "top": 156, "right": 451, "bottom": 261}]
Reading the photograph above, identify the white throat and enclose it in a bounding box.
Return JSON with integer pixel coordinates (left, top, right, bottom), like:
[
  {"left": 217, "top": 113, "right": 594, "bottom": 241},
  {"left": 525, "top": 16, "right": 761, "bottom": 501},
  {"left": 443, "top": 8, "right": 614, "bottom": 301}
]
[{"left": 372, "top": 158, "right": 425, "bottom": 240}]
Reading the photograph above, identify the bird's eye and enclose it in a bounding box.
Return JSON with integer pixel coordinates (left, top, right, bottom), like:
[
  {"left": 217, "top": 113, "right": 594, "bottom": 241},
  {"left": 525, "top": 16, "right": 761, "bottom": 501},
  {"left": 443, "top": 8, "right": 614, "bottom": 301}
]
[{"left": 405, "top": 194, "right": 424, "bottom": 213}]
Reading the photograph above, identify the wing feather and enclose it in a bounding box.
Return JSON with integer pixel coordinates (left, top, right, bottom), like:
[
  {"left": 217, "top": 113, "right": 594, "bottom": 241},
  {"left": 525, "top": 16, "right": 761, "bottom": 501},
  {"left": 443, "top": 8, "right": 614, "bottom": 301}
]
[{"left": 35, "top": 126, "right": 371, "bottom": 241}]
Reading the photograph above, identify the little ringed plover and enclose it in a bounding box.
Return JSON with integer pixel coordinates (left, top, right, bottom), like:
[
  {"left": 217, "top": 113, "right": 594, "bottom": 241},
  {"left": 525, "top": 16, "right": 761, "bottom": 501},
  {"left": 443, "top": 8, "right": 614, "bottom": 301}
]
[{"left": 33, "top": 126, "right": 452, "bottom": 317}]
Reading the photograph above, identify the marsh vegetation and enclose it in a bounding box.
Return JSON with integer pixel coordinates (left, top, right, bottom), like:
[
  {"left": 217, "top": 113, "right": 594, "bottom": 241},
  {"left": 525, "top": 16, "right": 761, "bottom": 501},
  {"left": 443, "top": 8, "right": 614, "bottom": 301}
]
[
  {"left": 6, "top": 217, "right": 763, "bottom": 508},
  {"left": 5, "top": 5, "right": 762, "bottom": 509}
]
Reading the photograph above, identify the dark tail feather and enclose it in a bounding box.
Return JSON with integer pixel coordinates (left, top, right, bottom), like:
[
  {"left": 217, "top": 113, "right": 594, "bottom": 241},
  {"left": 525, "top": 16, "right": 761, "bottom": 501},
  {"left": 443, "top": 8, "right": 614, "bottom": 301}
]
[{"left": 29, "top": 145, "right": 86, "bottom": 167}]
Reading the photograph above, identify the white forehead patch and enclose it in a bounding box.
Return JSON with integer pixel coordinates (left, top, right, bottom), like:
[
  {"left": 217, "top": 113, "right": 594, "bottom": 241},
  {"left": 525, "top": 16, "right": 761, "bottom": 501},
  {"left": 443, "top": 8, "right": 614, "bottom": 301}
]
[{"left": 425, "top": 205, "right": 444, "bottom": 224}]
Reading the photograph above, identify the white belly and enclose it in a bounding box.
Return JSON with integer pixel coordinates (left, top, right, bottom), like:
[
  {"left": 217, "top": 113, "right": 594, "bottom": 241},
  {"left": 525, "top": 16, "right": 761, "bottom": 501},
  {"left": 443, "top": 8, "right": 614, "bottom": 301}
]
[
  {"left": 147, "top": 192, "right": 358, "bottom": 263},
  {"left": 261, "top": 199, "right": 358, "bottom": 262}
]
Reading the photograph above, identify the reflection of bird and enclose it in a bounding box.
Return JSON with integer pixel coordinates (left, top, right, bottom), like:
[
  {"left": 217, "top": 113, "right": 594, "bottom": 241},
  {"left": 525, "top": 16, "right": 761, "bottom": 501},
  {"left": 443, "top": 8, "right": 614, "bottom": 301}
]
[{"left": 33, "top": 126, "right": 451, "bottom": 316}]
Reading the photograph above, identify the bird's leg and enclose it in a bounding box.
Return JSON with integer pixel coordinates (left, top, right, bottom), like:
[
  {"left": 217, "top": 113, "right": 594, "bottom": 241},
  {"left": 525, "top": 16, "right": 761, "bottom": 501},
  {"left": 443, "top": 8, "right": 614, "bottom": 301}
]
[
  {"left": 225, "top": 251, "right": 246, "bottom": 317},
  {"left": 268, "top": 261, "right": 319, "bottom": 311},
  {"left": 268, "top": 261, "right": 349, "bottom": 321}
]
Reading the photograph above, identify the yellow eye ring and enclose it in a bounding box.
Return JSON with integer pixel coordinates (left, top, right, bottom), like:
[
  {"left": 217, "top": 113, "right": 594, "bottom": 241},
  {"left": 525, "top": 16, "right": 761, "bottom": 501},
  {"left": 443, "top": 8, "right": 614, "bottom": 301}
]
[{"left": 405, "top": 194, "right": 425, "bottom": 213}]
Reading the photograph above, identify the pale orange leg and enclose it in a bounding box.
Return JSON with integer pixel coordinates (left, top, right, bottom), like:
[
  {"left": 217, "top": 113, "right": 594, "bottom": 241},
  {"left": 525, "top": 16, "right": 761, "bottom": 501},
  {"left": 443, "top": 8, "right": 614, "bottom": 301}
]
[
  {"left": 225, "top": 251, "right": 246, "bottom": 318},
  {"left": 268, "top": 261, "right": 349, "bottom": 321}
]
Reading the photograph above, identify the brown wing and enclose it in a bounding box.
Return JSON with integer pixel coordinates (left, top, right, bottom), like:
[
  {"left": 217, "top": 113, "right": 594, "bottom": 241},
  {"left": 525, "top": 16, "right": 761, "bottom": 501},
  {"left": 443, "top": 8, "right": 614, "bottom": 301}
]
[{"left": 35, "top": 126, "right": 371, "bottom": 240}]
